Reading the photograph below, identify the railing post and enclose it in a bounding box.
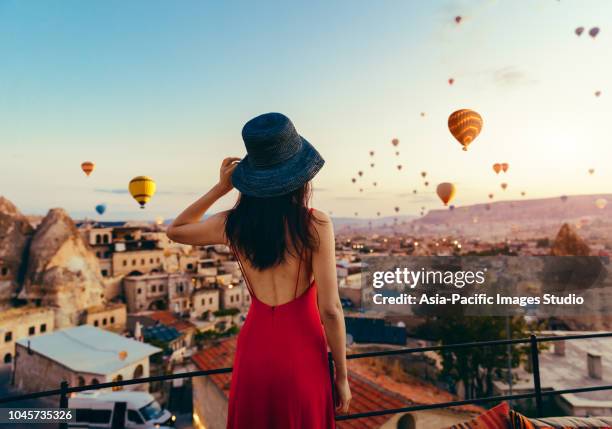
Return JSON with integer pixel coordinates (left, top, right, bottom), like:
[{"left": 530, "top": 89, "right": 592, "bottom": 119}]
[
  {"left": 58, "top": 380, "right": 69, "bottom": 429},
  {"left": 529, "top": 334, "right": 543, "bottom": 418}
]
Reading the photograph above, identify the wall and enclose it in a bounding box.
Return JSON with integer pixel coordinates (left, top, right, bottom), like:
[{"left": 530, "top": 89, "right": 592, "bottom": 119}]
[{"left": 0, "top": 308, "right": 55, "bottom": 367}]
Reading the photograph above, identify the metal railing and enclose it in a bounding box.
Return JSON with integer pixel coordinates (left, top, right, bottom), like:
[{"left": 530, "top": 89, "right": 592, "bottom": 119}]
[{"left": 2, "top": 332, "right": 612, "bottom": 427}]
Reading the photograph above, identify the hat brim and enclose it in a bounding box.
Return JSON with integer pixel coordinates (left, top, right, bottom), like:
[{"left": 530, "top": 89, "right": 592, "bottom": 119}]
[{"left": 232, "top": 137, "right": 324, "bottom": 197}]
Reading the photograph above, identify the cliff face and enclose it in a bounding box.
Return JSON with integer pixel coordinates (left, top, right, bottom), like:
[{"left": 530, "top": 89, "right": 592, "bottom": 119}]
[
  {"left": 22, "top": 208, "right": 105, "bottom": 328},
  {"left": 0, "top": 196, "right": 34, "bottom": 306}
]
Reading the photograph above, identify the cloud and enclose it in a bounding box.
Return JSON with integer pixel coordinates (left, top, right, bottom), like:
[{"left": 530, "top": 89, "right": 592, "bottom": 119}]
[
  {"left": 94, "top": 188, "right": 199, "bottom": 196},
  {"left": 493, "top": 66, "right": 538, "bottom": 87}
]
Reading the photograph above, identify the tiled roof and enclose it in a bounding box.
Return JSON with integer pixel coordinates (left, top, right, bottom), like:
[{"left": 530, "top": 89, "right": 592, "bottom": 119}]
[
  {"left": 191, "top": 337, "right": 470, "bottom": 428},
  {"left": 149, "top": 311, "right": 196, "bottom": 332}
]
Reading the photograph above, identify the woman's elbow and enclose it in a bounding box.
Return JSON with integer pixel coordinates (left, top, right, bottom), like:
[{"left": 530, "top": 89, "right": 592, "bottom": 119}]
[{"left": 320, "top": 302, "right": 344, "bottom": 322}]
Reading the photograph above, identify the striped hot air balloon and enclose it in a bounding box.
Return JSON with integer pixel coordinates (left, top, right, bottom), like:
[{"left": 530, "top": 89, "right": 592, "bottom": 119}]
[
  {"left": 81, "top": 161, "right": 95, "bottom": 177},
  {"left": 129, "top": 176, "right": 156, "bottom": 209},
  {"left": 448, "top": 109, "right": 483, "bottom": 151}
]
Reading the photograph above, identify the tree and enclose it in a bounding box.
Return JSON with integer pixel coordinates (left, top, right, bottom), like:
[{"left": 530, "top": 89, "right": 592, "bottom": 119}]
[{"left": 416, "top": 315, "right": 539, "bottom": 399}]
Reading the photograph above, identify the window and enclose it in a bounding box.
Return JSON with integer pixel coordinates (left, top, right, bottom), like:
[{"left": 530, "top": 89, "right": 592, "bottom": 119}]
[
  {"left": 101, "top": 269, "right": 108, "bottom": 277},
  {"left": 133, "top": 364, "right": 144, "bottom": 379},
  {"left": 4, "top": 332, "right": 12, "bottom": 342},
  {"left": 123, "top": 260, "right": 127, "bottom": 267},
  {"left": 201, "top": 299, "right": 205, "bottom": 306},
  {"left": 137, "top": 288, "right": 142, "bottom": 295},
  {"left": 94, "top": 320, "right": 99, "bottom": 327},
  {"left": 110, "top": 317, "right": 115, "bottom": 324},
  {"left": 209, "top": 298, "right": 213, "bottom": 305},
  {"left": 152, "top": 285, "right": 157, "bottom": 292},
  {"left": 149, "top": 258, "right": 154, "bottom": 264},
  {"left": 0, "top": 267, "right": 8, "bottom": 276},
  {"left": 95, "top": 234, "right": 101, "bottom": 244},
  {"left": 156, "top": 257, "right": 160, "bottom": 263},
  {"left": 91, "top": 378, "right": 100, "bottom": 385},
  {"left": 77, "top": 376, "right": 85, "bottom": 387},
  {"left": 102, "top": 318, "right": 107, "bottom": 326},
  {"left": 127, "top": 410, "right": 144, "bottom": 424},
  {"left": 132, "top": 259, "right": 136, "bottom": 266},
  {"left": 187, "top": 263, "right": 193, "bottom": 270},
  {"left": 159, "top": 285, "right": 164, "bottom": 292},
  {"left": 40, "top": 324, "right": 47, "bottom": 333},
  {"left": 103, "top": 235, "right": 109, "bottom": 244},
  {"left": 230, "top": 296, "right": 234, "bottom": 303},
  {"left": 141, "top": 258, "right": 145, "bottom": 265},
  {"left": 4, "top": 353, "right": 11, "bottom": 364},
  {"left": 112, "top": 374, "right": 123, "bottom": 391},
  {"left": 28, "top": 326, "right": 35, "bottom": 336}
]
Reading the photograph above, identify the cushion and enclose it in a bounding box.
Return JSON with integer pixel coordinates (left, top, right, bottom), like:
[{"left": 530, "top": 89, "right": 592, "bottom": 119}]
[
  {"left": 445, "top": 402, "right": 510, "bottom": 429},
  {"left": 509, "top": 410, "right": 538, "bottom": 429},
  {"left": 511, "top": 409, "right": 612, "bottom": 428}
]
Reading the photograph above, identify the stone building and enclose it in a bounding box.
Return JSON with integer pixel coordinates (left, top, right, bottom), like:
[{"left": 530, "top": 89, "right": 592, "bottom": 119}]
[
  {"left": 124, "top": 273, "right": 193, "bottom": 313},
  {"left": 191, "top": 288, "right": 220, "bottom": 319},
  {"left": 82, "top": 302, "right": 128, "bottom": 333},
  {"left": 0, "top": 306, "right": 55, "bottom": 366},
  {"left": 14, "top": 325, "right": 160, "bottom": 394}
]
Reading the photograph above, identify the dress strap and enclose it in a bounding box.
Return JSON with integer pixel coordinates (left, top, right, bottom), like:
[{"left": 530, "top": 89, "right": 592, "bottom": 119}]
[{"left": 230, "top": 243, "right": 255, "bottom": 297}]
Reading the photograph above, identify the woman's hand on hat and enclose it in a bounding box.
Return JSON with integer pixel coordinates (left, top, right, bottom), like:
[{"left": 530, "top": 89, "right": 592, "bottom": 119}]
[{"left": 216, "top": 157, "right": 241, "bottom": 195}]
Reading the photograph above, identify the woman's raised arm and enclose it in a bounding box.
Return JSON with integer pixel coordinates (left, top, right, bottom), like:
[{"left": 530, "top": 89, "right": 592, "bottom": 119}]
[{"left": 166, "top": 157, "right": 240, "bottom": 246}]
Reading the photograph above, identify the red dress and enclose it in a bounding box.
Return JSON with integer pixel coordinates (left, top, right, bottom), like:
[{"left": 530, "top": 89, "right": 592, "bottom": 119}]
[{"left": 227, "top": 240, "right": 335, "bottom": 429}]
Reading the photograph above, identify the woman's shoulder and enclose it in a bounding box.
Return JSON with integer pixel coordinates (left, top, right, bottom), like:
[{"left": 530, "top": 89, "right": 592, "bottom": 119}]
[{"left": 309, "top": 208, "right": 333, "bottom": 234}]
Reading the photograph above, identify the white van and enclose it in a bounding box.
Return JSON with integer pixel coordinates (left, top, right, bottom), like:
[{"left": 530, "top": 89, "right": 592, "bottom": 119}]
[{"left": 68, "top": 390, "right": 176, "bottom": 429}]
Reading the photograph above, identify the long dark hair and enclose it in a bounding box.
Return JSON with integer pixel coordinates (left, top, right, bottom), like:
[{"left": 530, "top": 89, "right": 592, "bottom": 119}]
[{"left": 225, "top": 182, "right": 319, "bottom": 270}]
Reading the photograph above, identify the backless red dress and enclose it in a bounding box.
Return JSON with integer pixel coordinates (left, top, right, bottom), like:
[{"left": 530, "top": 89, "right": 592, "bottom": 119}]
[{"left": 227, "top": 218, "right": 335, "bottom": 429}]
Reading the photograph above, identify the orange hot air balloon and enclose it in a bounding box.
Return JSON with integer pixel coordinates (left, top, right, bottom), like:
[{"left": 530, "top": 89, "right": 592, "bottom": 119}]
[
  {"left": 397, "top": 165, "right": 402, "bottom": 171},
  {"left": 501, "top": 163, "right": 509, "bottom": 173},
  {"left": 358, "top": 170, "right": 363, "bottom": 177},
  {"left": 488, "top": 193, "right": 494, "bottom": 199},
  {"left": 501, "top": 183, "right": 508, "bottom": 190},
  {"left": 595, "top": 198, "right": 608, "bottom": 209},
  {"left": 436, "top": 182, "right": 456, "bottom": 206},
  {"left": 588, "top": 168, "right": 595, "bottom": 175},
  {"left": 81, "top": 161, "right": 95, "bottom": 177},
  {"left": 493, "top": 163, "right": 501, "bottom": 174},
  {"left": 421, "top": 171, "right": 427, "bottom": 178},
  {"left": 448, "top": 78, "right": 454, "bottom": 85},
  {"left": 391, "top": 138, "right": 399, "bottom": 147},
  {"left": 351, "top": 178, "right": 356, "bottom": 184},
  {"left": 448, "top": 109, "right": 483, "bottom": 151}
]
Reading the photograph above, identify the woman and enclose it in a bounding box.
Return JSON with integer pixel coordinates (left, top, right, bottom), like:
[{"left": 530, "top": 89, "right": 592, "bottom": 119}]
[{"left": 167, "top": 112, "right": 351, "bottom": 428}]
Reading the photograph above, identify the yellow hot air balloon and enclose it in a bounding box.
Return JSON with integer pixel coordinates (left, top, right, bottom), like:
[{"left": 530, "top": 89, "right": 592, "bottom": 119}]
[
  {"left": 448, "top": 109, "right": 483, "bottom": 151},
  {"left": 81, "top": 161, "right": 95, "bottom": 177},
  {"left": 436, "top": 182, "right": 456, "bottom": 206},
  {"left": 595, "top": 198, "right": 608, "bottom": 209},
  {"left": 129, "top": 176, "right": 156, "bottom": 209}
]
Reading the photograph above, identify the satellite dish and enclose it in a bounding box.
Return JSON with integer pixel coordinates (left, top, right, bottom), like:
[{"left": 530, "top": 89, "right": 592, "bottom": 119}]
[{"left": 346, "top": 333, "right": 354, "bottom": 346}]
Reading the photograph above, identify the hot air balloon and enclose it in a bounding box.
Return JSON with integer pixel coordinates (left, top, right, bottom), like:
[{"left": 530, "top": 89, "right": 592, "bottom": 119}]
[
  {"left": 394, "top": 206, "right": 400, "bottom": 213},
  {"left": 589, "top": 27, "right": 600, "bottom": 38},
  {"left": 501, "top": 163, "right": 509, "bottom": 173},
  {"left": 589, "top": 168, "right": 595, "bottom": 175},
  {"left": 359, "top": 188, "right": 363, "bottom": 193},
  {"left": 397, "top": 165, "right": 402, "bottom": 171},
  {"left": 485, "top": 204, "right": 491, "bottom": 211},
  {"left": 370, "top": 163, "right": 375, "bottom": 168},
  {"left": 455, "top": 16, "right": 462, "bottom": 24},
  {"left": 575, "top": 27, "right": 584, "bottom": 36},
  {"left": 501, "top": 183, "right": 508, "bottom": 190},
  {"left": 81, "top": 161, "right": 95, "bottom": 177},
  {"left": 354, "top": 212, "right": 358, "bottom": 216},
  {"left": 448, "top": 78, "right": 454, "bottom": 85},
  {"left": 372, "top": 181, "right": 377, "bottom": 187},
  {"left": 488, "top": 193, "right": 494, "bottom": 200},
  {"left": 376, "top": 211, "right": 381, "bottom": 217},
  {"left": 448, "top": 109, "right": 483, "bottom": 151},
  {"left": 129, "top": 176, "right": 156, "bottom": 209},
  {"left": 369, "top": 150, "right": 375, "bottom": 156},
  {"left": 521, "top": 191, "right": 526, "bottom": 197},
  {"left": 436, "top": 182, "right": 456, "bottom": 206},
  {"left": 351, "top": 178, "right": 356, "bottom": 184},
  {"left": 449, "top": 205, "right": 455, "bottom": 211},
  {"left": 413, "top": 189, "right": 417, "bottom": 194},
  {"left": 493, "top": 163, "right": 501, "bottom": 174},
  {"left": 595, "top": 91, "right": 602, "bottom": 97},
  {"left": 595, "top": 198, "right": 608, "bottom": 209},
  {"left": 420, "top": 112, "right": 426, "bottom": 117},
  {"left": 560, "top": 195, "right": 568, "bottom": 203},
  {"left": 95, "top": 204, "right": 106, "bottom": 215},
  {"left": 424, "top": 181, "right": 429, "bottom": 187},
  {"left": 391, "top": 138, "right": 399, "bottom": 147},
  {"left": 421, "top": 171, "right": 427, "bottom": 178},
  {"left": 358, "top": 170, "right": 363, "bottom": 177}
]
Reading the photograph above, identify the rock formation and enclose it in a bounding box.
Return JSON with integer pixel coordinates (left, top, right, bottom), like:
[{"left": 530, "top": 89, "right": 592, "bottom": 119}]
[
  {"left": 0, "top": 196, "right": 34, "bottom": 306},
  {"left": 22, "top": 208, "right": 105, "bottom": 328},
  {"left": 550, "top": 223, "right": 590, "bottom": 256}
]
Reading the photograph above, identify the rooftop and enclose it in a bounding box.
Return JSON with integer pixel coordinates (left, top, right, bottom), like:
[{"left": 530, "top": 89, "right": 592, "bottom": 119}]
[
  {"left": 0, "top": 305, "right": 54, "bottom": 322},
  {"left": 148, "top": 311, "right": 196, "bottom": 333},
  {"left": 142, "top": 324, "right": 181, "bottom": 343},
  {"left": 16, "top": 325, "right": 161, "bottom": 375}
]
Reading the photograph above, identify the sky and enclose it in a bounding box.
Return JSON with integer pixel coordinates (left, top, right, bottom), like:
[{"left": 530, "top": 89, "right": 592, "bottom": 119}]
[{"left": 1, "top": 0, "right": 611, "bottom": 220}]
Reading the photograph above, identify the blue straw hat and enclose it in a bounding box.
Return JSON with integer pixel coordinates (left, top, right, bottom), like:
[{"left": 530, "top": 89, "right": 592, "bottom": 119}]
[{"left": 232, "top": 113, "right": 325, "bottom": 197}]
